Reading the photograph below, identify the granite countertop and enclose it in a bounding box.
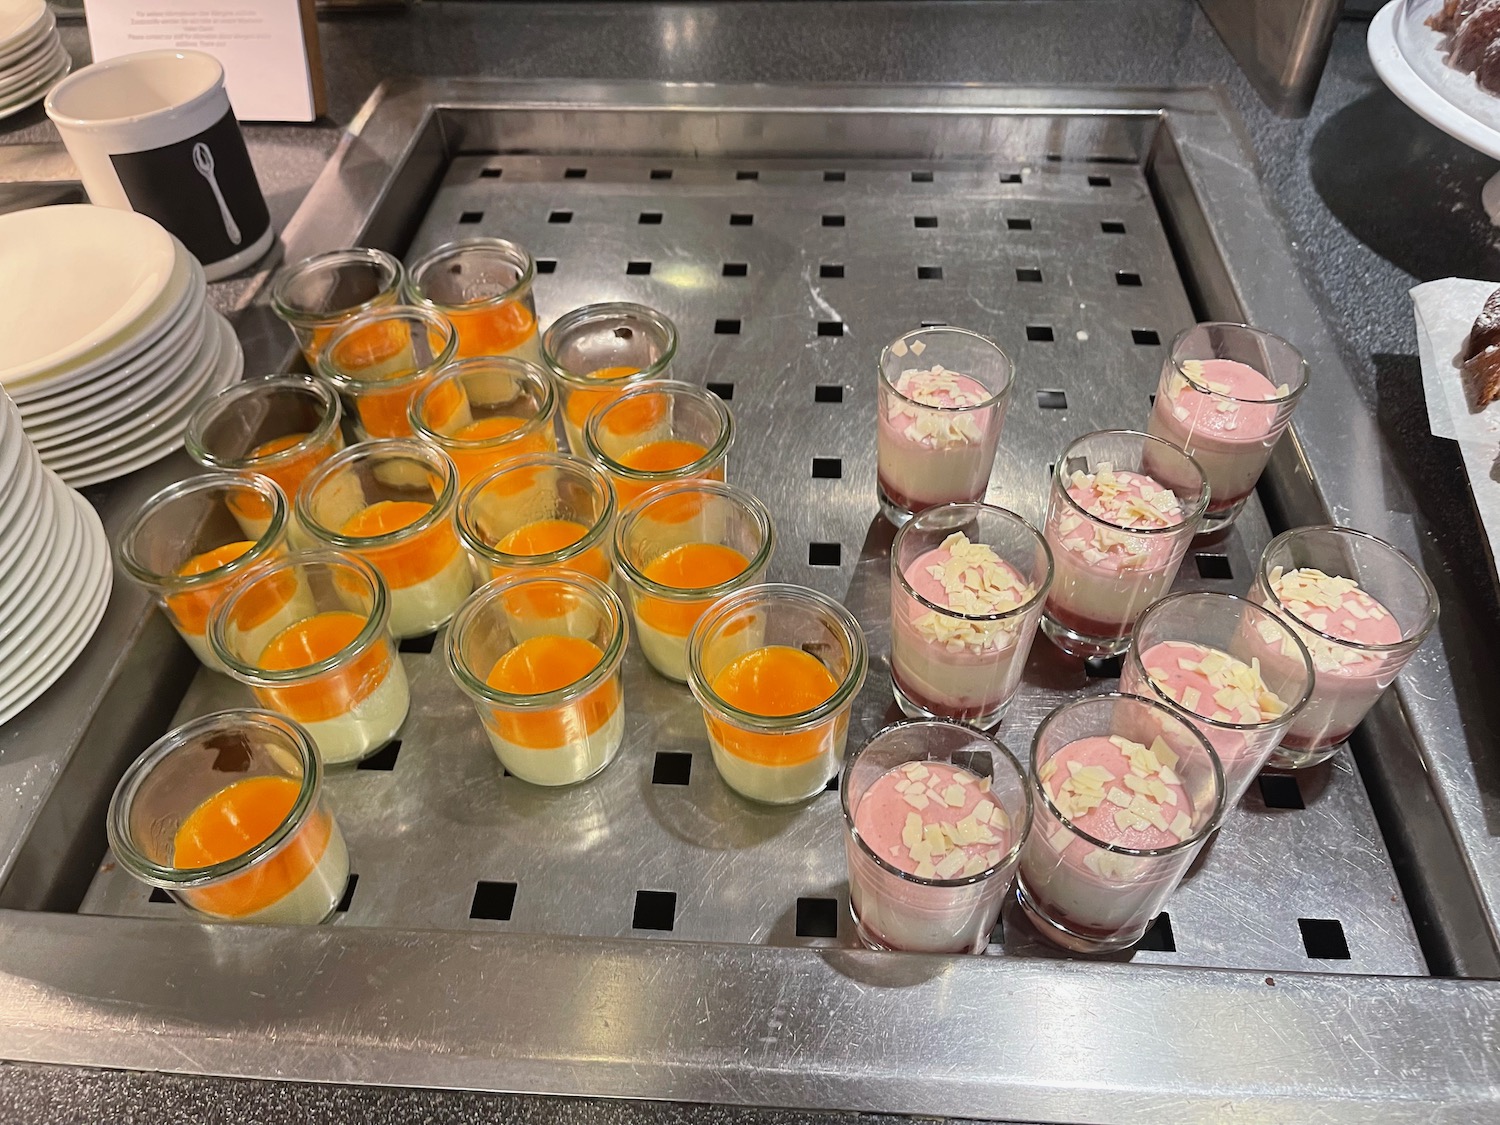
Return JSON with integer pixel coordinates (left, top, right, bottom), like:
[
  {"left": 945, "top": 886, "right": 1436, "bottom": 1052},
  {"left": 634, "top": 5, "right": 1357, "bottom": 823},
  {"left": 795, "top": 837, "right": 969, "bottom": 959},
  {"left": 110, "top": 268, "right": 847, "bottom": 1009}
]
[{"left": 1, "top": 1, "right": 1496, "bottom": 1120}]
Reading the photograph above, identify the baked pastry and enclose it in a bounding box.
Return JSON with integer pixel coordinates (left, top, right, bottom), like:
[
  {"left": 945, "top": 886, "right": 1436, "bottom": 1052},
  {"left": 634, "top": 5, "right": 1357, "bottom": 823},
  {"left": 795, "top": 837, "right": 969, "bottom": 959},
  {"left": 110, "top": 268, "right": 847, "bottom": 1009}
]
[{"left": 1461, "top": 286, "right": 1500, "bottom": 408}]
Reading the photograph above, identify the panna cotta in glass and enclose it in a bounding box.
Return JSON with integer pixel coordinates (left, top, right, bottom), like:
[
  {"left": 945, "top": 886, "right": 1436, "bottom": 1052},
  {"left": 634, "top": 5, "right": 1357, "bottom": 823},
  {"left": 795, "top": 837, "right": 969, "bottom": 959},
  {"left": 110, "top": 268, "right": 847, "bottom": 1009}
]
[
  {"left": 688, "top": 584, "right": 867, "bottom": 804},
  {"left": 542, "top": 302, "right": 678, "bottom": 454},
  {"left": 1247, "top": 526, "right": 1438, "bottom": 769},
  {"left": 448, "top": 572, "right": 628, "bottom": 786},
  {"left": 270, "top": 247, "right": 404, "bottom": 368},
  {"left": 890, "top": 503, "right": 1052, "bottom": 728},
  {"left": 583, "top": 380, "right": 734, "bottom": 506},
  {"left": 1017, "top": 693, "right": 1224, "bottom": 953},
  {"left": 1041, "top": 430, "right": 1208, "bottom": 659},
  {"left": 405, "top": 237, "right": 542, "bottom": 364},
  {"left": 107, "top": 709, "right": 350, "bottom": 925},
  {"left": 876, "top": 326, "right": 1013, "bottom": 526},
  {"left": 318, "top": 305, "right": 457, "bottom": 440},
  {"left": 407, "top": 355, "right": 557, "bottom": 485},
  {"left": 842, "top": 720, "right": 1031, "bottom": 954}
]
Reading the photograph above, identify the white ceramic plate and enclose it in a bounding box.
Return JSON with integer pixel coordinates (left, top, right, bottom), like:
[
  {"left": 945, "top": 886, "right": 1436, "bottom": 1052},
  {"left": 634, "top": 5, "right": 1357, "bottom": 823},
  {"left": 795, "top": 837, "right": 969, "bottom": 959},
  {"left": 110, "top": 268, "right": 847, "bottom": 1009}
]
[
  {"left": 0, "top": 206, "right": 177, "bottom": 386},
  {"left": 0, "top": 0, "right": 46, "bottom": 50},
  {"left": 0, "top": 36, "right": 62, "bottom": 96},
  {"left": 0, "top": 51, "right": 66, "bottom": 121},
  {"left": 0, "top": 480, "right": 87, "bottom": 657},
  {"left": 0, "top": 451, "right": 46, "bottom": 574},
  {"left": 0, "top": 10, "right": 51, "bottom": 69},
  {"left": 0, "top": 473, "right": 69, "bottom": 632}
]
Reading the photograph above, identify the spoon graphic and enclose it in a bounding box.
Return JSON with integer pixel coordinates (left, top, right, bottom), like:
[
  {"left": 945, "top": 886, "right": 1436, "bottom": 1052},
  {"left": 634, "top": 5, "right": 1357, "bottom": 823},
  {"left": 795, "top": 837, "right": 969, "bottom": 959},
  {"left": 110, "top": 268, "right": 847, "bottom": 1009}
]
[{"left": 193, "top": 142, "right": 242, "bottom": 246}]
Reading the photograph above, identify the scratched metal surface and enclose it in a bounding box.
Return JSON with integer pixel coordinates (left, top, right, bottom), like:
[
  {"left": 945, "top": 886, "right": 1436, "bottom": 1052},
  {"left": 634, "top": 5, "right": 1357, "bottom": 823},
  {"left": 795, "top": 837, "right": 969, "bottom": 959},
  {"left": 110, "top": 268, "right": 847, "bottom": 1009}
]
[{"left": 81, "top": 153, "right": 1423, "bottom": 975}]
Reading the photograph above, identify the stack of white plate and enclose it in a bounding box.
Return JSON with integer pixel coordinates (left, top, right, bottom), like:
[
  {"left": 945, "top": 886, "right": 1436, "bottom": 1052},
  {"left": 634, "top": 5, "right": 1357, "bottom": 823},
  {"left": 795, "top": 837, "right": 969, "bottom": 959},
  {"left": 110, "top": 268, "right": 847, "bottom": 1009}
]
[
  {"left": 0, "top": 386, "right": 111, "bottom": 727},
  {"left": 0, "top": 205, "right": 244, "bottom": 488},
  {"left": 0, "top": 0, "right": 69, "bottom": 121}
]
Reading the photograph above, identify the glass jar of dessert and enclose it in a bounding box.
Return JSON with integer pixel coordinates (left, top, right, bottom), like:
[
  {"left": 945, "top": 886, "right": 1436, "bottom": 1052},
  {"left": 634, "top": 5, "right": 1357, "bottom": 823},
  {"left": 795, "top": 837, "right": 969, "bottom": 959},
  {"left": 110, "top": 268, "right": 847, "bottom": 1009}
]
[
  {"left": 270, "top": 247, "right": 405, "bottom": 368},
  {"left": 404, "top": 237, "right": 542, "bottom": 365},
  {"left": 408, "top": 355, "right": 558, "bottom": 485},
  {"left": 317, "top": 305, "right": 457, "bottom": 440},
  {"left": 582, "top": 380, "right": 734, "bottom": 506}
]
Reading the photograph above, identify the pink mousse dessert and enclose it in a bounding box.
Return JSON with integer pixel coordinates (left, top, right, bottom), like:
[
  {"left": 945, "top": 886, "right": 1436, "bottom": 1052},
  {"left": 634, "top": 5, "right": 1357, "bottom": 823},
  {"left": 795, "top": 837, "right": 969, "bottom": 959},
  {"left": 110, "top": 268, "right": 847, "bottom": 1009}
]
[
  {"left": 891, "top": 532, "right": 1038, "bottom": 726},
  {"left": 877, "top": 365, "right": 1002, "bottom": 516},
  {"left": 847, "top": 759, "right": 1015, "bottom": 952}
]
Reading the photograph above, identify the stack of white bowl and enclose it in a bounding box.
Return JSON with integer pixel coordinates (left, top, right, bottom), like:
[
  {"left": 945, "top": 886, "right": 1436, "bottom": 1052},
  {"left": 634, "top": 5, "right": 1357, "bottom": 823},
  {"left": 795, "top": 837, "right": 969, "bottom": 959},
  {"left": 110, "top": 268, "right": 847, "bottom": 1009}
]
[
  {"left": 0, "top": 0, "right": 69, "bottom": 120},
  {"left": 0, "top": 385, "right": 111, "bottom": 726},
  {"left": 0, "top": 204, "right": 243, "bottom": 488}
]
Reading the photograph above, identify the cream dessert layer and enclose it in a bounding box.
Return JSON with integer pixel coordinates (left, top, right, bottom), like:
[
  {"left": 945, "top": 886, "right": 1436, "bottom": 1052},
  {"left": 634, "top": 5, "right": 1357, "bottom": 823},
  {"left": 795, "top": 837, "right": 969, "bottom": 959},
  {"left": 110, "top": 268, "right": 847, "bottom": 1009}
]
[{"left": 878, "top": 365, "right": 998, "bottom": 511}]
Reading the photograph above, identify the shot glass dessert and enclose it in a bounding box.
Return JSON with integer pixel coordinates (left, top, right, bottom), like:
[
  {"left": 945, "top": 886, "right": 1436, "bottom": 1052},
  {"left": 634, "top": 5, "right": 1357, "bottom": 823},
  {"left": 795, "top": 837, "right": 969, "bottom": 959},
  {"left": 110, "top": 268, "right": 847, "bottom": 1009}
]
[
  {"left": 842, "top": 719, "right": 1032, "bottom": 954},
  {"left": 1017, "top": 693, "right": 1224, "bottom": 953},
  {"left": 542, "top": 302, "right": 678, "bottom": 454},
  {"left": 1145, "top": 323, "right": 1308, "bottom": 534},
  {"left": 1119, "top": 592, "right": 1312, "bottom": 808},
  {"left": 117, "top": 473, "right": 299, "bottom": 671},
  {"left": 270, "top": 247, "right": 405, "bottom": 368},
  {"left": 1040, "top": 430, "right": 1209, "bottom": 659},
  {"left": 107, "top": 709, "right": 350, "bottom": 925},
  {"left": 876, "top": 326, "right": 1014, "bottom": 526},
  {"left": 408, "top": 356, "right": 558, "bottom": 485},
  {"left": 1247, "top": 526, "right": 1438, "bottom": 769},
  {"left": 457, "top": 453, "right": 615, "bottom": 584},
  {"left": 890, "top": 503, "right": 1052, "bottom": 728},
  {"left": 687, "top": 584, "right": 868, "bottom": 804},
  {"left": 615, "top": 480, "right": 775, "bottom": 682},
  {"left": 405, "top": 237, "right": 542, "bottom": 364},
  {"left": 583, "top": 380, "right": 734, "bottom": 506},
  {"left": 296, "top": 439, "right": 473, "bottom": 638},
  {"left": 448, "top": 572, "right": 629, "bottom": 786},
  {"left": 210, "top": 551, "right": 410, "bottom": 767},
  {"left": 317, "top": 305, "right": 457, "bottom": 440}
]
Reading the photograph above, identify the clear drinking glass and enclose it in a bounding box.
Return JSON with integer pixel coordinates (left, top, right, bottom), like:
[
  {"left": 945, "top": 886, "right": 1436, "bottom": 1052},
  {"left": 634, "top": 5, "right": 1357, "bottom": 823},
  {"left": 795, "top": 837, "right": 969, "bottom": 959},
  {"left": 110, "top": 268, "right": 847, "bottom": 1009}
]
[
  {"left": 107, "top": 709, "right": 350, "bottom": 925},
  {"left": 583, "top": 380, "right": 734, "bottom": 506},
  {"left": 447, "top": 571, "right": 629, "bottom": 786},
  {"left": 1145, "top": 323, "right": 1309, "bottom": 534},
  {"left": 1040, "top": 430, "right": 1209, "bottom": 659},
  {"left": 210, "top": 550, "right": 410, "bottom": 767},
  {"left": 270, "top": 247, "right": 405, "bottom": 368},
  {"left": 614, "top": 480, "right": 775, "bottom": 683},
  {"left": 295, "top": 439, "right": 472, "bottom": 638},
  {"left": 842, "top": 719, "right": 1032, "bottom": 954},
  {"left": 317, "top": 305, "right": 458, "bottom": 439},
  {"left": 405, "top": 237, "right": 542, "bottom": 364},
  {"left": 889, "top": 502, "right": 1053, "bottom": 728},
  {"left": 687, "top": 583, "right": 868, "bottom": 805},
  {"left": 1247, "top": 526, "right": 1439, "bottom": 769},
  {"left": 408, "top": 356, "right": 558, "bottom": 485},
  {"left": 456, "top": 452, "right": 616, "bottom": 584},
  {"left": 1119, "top": 591, "right": 1313, "bottom": 808},
  {"left": 1016, "top": 693, "right": 1224, "bottom": 953},
  {"left": 541, "top": 302, "right": 678, "bottom": 454},
  {"left": 117, "top": 473, "right": 293, "bottom": 671},
  {"left": 876, "top": 326, "right": 1014, "bottom": 526}
]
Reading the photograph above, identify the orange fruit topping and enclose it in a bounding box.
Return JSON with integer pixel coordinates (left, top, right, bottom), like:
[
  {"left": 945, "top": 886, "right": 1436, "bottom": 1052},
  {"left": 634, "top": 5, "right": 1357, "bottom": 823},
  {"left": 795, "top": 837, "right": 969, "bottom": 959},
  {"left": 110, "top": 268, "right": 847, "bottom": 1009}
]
[
  {"left": 449, "top": 299, "right": 536, "bottom": 359},
  {"left": 637, "top": 543, "right": 749, "bottom": 637},
  {"left": 255, "top": 611, "right": 390, "bottom": 722},
  {"left": 445, "top": 416, "right": 552, "bottom": 484},
  {"left": 485, "top": 634, "right": 618, "bottom": 749},
  {"left": 166, "top": 541, "right": 253, "bottom": 635},
  {"left": 620, "top": 439, "right": 708, "bottom": 473},
  {"left": 707, "top": 645, "right": 841, "bottom": 765},
  {"left": 564, "top": 365, "right": 642, "bottom": 428},
  {"left": 492, "top": 517, "right": 610, "bottom": 582},
  {"left": 341, "top": 500, "right": 460, "bottom": 588}
]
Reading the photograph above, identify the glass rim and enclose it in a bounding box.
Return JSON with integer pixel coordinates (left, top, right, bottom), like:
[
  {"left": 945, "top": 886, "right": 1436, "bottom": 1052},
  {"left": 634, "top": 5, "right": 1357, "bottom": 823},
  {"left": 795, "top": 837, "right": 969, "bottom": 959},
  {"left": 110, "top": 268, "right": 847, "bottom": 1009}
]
[
  {"left": 407, "top": 356, "right": 557, "bottom": 452},
  {"left": 1123, "top": 591, "right": 1315, "bottom": 730},
  {"left": 582, "top": 379, "right": 735, "bottom": 481},
  {"left": 404, "top": 236, "right": 537, "bottom": 314},
  {"left": 613, "top": 479, "right": 776, "bottom": 601},
  {"left": 208, "top": 549, "right": 392, "bottom": 685},
  {"left": 686, "top": 582, "right": 869, "bottom": 733},
  {"left": 315, "top": 304, "right": 458, "bottom": 394},
  {"left": 445, "top": 571, "right": 628, "bottom": 710},
  {"left": 1029, "top": 692, "right": 1226, "bottom": 857},
  {"left": 1255, "top": 525, "right": 1440, "bottom": 653},
  {"left": 840, "top": 718, "right": 1034, "bottom": 889},
  {"left": 878, "top": 326, "right": 1014, "bottom": 414},
  {"left": 117, "top": 472, "right": 289, "bottom": 592},
  {"left": 456, "top": 452, "right": 617, "bottom": 567},
  {"left": 270, "top": 247, "right": 405, "bottom": 328},
  {"left": 891, "top": 502, "right": 1054, "bottom": 622},
  {"left": 1167, "top": 322, "right": 1310, "bottom": 406},
  {"left": 295, "top": 438, "right": 459, "bottom": 550},
  {"left": 541, "top": 301, "right": 679, "bottom": 389},
  {"left": 184, "top": 373, "right": 343, "bottom": 472},
  {"left": 106, "top": 708, "right": 323, "bottom": 889},
  {"left": 1052, "top": 429, "right": 1210, "bottom": 535}
]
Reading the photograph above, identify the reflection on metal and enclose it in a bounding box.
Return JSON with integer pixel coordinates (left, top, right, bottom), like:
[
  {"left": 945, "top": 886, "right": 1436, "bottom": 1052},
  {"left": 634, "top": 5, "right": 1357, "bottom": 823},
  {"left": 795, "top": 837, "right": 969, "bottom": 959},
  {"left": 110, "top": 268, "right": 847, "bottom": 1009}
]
[{"left": 1200, "top": 0, "right": 1344, "bottom": 116}]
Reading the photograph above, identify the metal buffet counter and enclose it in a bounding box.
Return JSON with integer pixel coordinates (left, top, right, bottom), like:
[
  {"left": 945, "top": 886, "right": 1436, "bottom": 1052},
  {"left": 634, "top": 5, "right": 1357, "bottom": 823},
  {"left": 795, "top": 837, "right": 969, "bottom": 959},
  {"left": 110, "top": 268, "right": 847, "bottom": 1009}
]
[{"left": 1, "top": 60, "right": 1500, "bottom": 1125}]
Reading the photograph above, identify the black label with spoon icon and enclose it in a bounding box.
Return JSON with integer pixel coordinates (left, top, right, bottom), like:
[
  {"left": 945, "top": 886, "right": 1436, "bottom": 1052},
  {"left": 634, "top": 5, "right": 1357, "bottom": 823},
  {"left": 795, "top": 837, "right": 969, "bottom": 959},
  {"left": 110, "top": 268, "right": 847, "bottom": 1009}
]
[{"left": 109, "top": 110, "right": 270, "bottom": 271}]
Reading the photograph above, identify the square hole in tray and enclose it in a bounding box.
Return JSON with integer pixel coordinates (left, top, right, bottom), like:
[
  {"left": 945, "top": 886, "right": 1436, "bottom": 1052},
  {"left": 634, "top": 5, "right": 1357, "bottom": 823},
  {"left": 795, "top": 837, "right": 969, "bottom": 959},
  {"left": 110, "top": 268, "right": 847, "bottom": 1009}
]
[
  {"left": 1084, "top": 654, "right": 1123, "bottom": 679},
  {"left": 479, "top": 167, "right": 502, "bottom": 179},
  {"left": 1102, "top": 220, "right": 1127, "bottom": 234},
  {"left": 471, "top": 880, "right": 517, "bottom": 921},
  {"left": 1137, "top": 912, "right": 1175, "bottom": 952},
  {"left": 564, "top": 167, "right": 587, "bottom": 179},
  {"left": 795, "top": 898, "right": 840, "bottom": 938},
  {"left": 1299, "top": 918, "right": 1351, "bottom": 960},
  {"left": 1132, "top": 329, "right": 1161, "bottom": 346},
  {"left": 812, "top": 458, "right": 842, "bottom": 479},
  {"left": 1016, "top": 267, "right": 1043, "bottom": 283},
  {"left": 149, "top": 888, "right": 172, "bottom": 904},
  {"left": 337, "top": 874, "right": 359, "bottom": 913},
  {"left": 1036, "top": 389, "right": 1067, "bottom": 410},
  {"left": 1026, "top": 325, "right": 1055, "bottom": 343},
  {"left": 399, "top": 632, "right": 437, "bottom": 654},
  {"left": 736, "top": 170, "right": 759, "bottom": 181},
  {"left": 536, "top": 260, "right": 557, "bottom": 274},
  {"left": 1007, "top": 217, "right": 1033, "bottom": 231},
  {"left": 650, "top": 168, "right": 673, "bottom": 180},
  {"left": 633, "top": 890, "right": 677, "bottom": 931},
  {"left": 1088, "top": 174, "right": 1113, "bottom": 187},
  {"left": 820, "top": 264, "right": 844, "bottom": 279},
  {"left": 730, "top": 213, "right": 754, "bottom": 226},
  {"left": 817, "top": 321, "right": 844, "bottom": 337},
  {"left": 722, "top": 262, "right": 748, "bottom": 277},
  {"left": 1258, "top": 775, "right": 1306, "bottom": 810},
  {"left": 914, "top": 215, "right": 938, "bottom": 229},
  {"left": 824, "top": 170, "right": 845, "bottom": 182},
  {"left": 911, "top": 170, "right": 934, "bottom": 183},
  {"left": 706, "top": 381, "right": 734, "bottom": 400},
  {"left": 1116, "top": 270, "right": 1142, "bottom": 287},
  {"left": 357, "top": 741, "right": 400, "bottom": 772},
  {"left": 548, "top": 210, "right": 573, "bottom": 224},
  {"left": 639, "top": 211, "right": 663, "bottom": 225},
  {"left": 822, "top": 214, "right": 845, "bottom": 227},
  {"left": 715, "top": 318, "right": 741, "bottom": 335},
  {"left": 917, "top": 266, "right": 943, "bottom": 280},
  {"left": 626, "top": 261, "right": 652, "bottom": 276},
  {"left": 459, "top": 210, "right": 484, "bottom": 224},
  {"left": 652, "top": 752, "right": 692, "bottom": 786},
  {"left": 815, "top": 385, "right": 843, "bottom": 403},
  {"left": 1195, "top": 554, "right": 1233, "bottom": 580},
  {"left": 809, "top": 542, "right": 842, "bottom": 567}
]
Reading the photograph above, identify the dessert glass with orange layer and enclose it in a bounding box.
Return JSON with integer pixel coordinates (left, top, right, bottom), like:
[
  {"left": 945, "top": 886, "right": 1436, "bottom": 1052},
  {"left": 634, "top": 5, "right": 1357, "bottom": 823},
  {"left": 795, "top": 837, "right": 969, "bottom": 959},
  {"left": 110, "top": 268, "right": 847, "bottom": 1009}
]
[
  {"left": 541, "top": 302, "right": 678, "bottom": 454},
  {"left": 583, "top": 380, "right": 734, "bottom": 506},
  {"left": 687, "top": 584, "right": 868, "bottom": 804},
  {"left": 1016, "top": 693, "right": 1224, "bottom": 954},
  {"left": 210, "top": 551, "right": 410, "bottom": 767},
  {"left": 317, "top": 305, "right": 457, "bottom": 440},
  {"left": 107, "top": 709, "right": 350, "bottom": 925},
  {"left": 447, "top": 572, "right": 629, "bottom": 786},
  {"left": 1119, "top": 592, "right": 1312, "bottom": 809},
  {"left": 270, "top": 247, "right": 405, "bottom": 368},
  {"left": 297, "top": 439, "right": 472, "bottom": 638},
  {"left": 615, "top": 480, "right": 774, "bottom": 682},
  {"left": 405, "top": 237, "right": 542, "bottom": 365},
  {"left": 457, "top": 452, "right": 616, "bottom": 584},
  {"left": 117, "top": 473, "right": 302, "bottom": 671},
  {"left": 408, "top": 356, "right": 557, "bottom": 485}
]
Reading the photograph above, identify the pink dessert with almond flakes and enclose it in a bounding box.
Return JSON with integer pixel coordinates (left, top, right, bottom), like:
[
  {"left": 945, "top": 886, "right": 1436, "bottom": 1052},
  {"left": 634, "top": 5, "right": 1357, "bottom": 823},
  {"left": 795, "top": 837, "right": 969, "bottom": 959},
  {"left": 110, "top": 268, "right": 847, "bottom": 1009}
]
[{"left": 878, "top": 365, "right": 1003, "bottom": 516}]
